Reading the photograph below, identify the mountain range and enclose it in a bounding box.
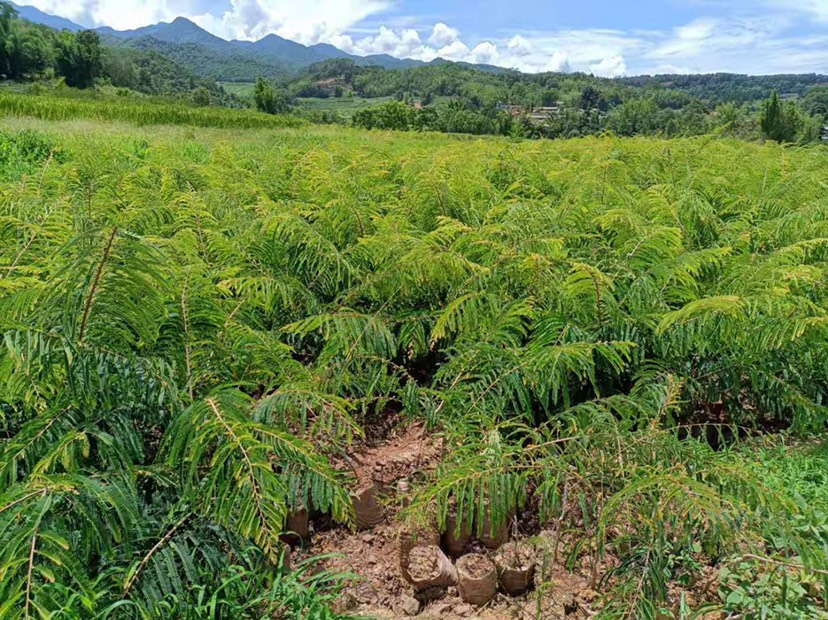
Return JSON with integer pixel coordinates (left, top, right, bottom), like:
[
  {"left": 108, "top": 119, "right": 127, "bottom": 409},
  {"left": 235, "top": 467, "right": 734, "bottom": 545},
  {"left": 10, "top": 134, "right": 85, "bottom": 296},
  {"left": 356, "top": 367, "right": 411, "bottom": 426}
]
[{"left": 10, "top": 2, "right": 432, "bottom": 81}]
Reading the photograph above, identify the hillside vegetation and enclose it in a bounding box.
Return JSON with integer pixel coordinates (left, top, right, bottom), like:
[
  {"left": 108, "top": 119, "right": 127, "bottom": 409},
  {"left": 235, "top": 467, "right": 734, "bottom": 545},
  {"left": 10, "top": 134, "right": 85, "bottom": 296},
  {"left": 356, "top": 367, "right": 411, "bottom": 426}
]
[
  {"left": 1, "top": 97, "right": 828, "bottom": 618},
  {"left": 3, "top": 0, "right": 828, "bottom": 143}
]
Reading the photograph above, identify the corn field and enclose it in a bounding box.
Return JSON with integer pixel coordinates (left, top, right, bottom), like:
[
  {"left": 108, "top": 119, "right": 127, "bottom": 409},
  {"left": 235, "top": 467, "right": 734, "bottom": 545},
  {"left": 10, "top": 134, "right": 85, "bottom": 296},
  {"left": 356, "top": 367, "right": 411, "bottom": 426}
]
[{"left": 1, "top": 103, "right": 828, "bottom": 619}]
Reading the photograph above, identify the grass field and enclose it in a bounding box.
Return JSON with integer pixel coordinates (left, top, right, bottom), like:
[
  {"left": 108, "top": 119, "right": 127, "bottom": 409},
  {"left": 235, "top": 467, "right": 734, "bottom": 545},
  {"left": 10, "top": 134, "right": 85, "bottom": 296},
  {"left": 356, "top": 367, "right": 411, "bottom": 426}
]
[
  {"left": 2, "top": 96, "right": 828, "bottom": 618},
  {"left": 218, "top": 81, "right": 256, "bottom": 98},
  {"left": 217, "top": 82, "right": 395, "bottom": 119},
  {"left": 295, "top": 95, "right": 394, "bottom": 118}
]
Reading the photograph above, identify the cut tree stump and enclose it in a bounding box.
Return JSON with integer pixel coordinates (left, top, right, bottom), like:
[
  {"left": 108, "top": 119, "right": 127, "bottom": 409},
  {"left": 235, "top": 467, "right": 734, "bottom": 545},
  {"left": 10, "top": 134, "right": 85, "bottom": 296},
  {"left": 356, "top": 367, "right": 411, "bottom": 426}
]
[
  {"left": 456, "top": 553, "right": 498, "bottom": 606},
  {"left": 352, "top": 481, "right": 385, "bottom": 530},
  {"left": 494, "top": 541, "right": 536, "bottom": 595},
  {"left": 442, "top": 512, "right": 473, "bottom": 558},
  {"left": 406, "top": 545, "right": 458, "bottom": 591}
]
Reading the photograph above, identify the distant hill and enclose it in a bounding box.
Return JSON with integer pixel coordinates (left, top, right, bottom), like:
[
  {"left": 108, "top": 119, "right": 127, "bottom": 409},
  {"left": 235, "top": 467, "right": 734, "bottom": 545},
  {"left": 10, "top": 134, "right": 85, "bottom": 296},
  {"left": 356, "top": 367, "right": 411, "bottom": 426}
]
[
  {"left": 9, "top": 2, "right": 827, "bottom": 95},
  {"left": 6, "top": 5, "right": 422, "bottom": 78},
  {"left": 8, "top": 5, "right": 435, "bottom": 80},
  {"left": 619, "top": 73, "right": 828, "bottom": 102},
  {"left": 119, "top": 36, "right": 294, "bottom": 82},
  {"left": 9, "top": 1, "right": 83, "bottom": 31},
  {"left": 97, "top": 17, "right": 231, "bottom": 50}
]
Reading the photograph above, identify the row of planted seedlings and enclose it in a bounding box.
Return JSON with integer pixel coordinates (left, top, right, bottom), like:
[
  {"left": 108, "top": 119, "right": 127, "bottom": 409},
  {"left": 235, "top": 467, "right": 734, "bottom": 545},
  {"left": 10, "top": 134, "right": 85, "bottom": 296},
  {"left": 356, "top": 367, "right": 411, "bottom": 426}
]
[
  {"left": 278, "top": 454, "right": 538, "bottom": 610},
  {"left": 398, "top": 505, "right": 538, "bottom": 610}
]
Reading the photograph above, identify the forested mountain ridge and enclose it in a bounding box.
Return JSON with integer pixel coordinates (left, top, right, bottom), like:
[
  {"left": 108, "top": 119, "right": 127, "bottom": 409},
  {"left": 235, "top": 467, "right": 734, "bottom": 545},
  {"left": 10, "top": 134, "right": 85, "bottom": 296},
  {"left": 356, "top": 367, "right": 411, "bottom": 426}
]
[
  {"left": 10, "top": 3, "right": 428, "bottom": 78},
  {"left": 13, "top": 2, "right": 824, "bottom": 92},
  {"left": 2, "top": 0, "right": 827, "bottom": 143}
]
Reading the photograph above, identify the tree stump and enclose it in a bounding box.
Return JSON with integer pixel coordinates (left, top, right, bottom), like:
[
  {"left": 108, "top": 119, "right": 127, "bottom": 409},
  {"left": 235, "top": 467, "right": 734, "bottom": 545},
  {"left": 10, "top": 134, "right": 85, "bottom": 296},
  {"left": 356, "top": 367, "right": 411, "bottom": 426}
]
[
  {"left": 494, "top": 541, "right": 536, "bottom": 595},
  {"left": 456, "top": 553, "right": 497, "bottom": 606},
  {"left": 352, "top": 480, "right": 385, "bottom": 530},
  {"left": 407, "top": 545, "right": 458, "bottom": 591},
  {"left": 442, "top": 512, "right": 473, "bottom": 558}
]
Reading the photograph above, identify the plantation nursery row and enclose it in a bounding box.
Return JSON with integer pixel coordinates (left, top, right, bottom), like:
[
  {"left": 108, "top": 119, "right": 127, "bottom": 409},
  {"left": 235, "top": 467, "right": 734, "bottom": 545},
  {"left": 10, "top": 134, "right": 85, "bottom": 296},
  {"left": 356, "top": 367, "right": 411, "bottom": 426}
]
[
  {"left": 0, "top": 91, "right": 304, "bottom": 129},
  {"left": 1, "top": 113, "right": 828, "bottom": 618}
]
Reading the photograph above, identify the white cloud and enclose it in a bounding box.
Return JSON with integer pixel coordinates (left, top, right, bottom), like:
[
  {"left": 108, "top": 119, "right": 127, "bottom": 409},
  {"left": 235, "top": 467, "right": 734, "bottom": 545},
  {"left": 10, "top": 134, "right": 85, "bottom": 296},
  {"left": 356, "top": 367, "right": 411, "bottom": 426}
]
[
  {"left": 352, "top": 26, "right": 434, "bottom": 59},
  {"left": 22, "top": 0, "right": 393, "bottom": 44},
  {"left": 198, "top": 0, "right": 393, "bottom": 44},
  {"left": 764, "top": 0, "right": 828, "bottom": 22},
  {"left": 327, "top": 33, "right": 355, "bottom": 53},
  {"left": 507, "top": 35, "right": 532, "bottom": 57},
  {"left": 19, "top": 0, "right": 176, "bottom": 29},
  {"left": 546, "top": 52, "right": 572, "bottom": 73},
  {"left": 470, "top": 41, "right": 498, "bottom": 65},
  {"left": 429, "top": 22, "right": 460, "bottom": 48},
  {"left": 437, "top": 40, "right": 471, "bottom": 61},
  {"left": 590, "top": 55, "right": 627, "bottom": 77}
]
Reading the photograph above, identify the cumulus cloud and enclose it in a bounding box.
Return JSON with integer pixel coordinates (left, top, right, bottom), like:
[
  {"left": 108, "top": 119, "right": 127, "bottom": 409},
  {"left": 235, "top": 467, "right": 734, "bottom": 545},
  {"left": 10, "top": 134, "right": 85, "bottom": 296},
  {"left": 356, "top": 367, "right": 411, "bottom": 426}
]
[
  {"left": 436, "top": 40, "right": 471, "bottom": 61},
  {"left": 352, "top": 26, "right": 435, "bottom": 59},
  {"left": 23, "top": 0, "right": 393, "bottom": 44},
  {"left": 470, "top": 41, "right": 498, "bottom": 65},
  {"left": 507, "top": 35, "right": 532, "bottom": 57},
  {"left": 196, "top": 0, "right": 393, "bottom": 44},
  {"left": 429, "top": 22, "right": 460, "bottom": 47},
  {"left": 19, "top": 0, "right": 176, "bottom": 29}
]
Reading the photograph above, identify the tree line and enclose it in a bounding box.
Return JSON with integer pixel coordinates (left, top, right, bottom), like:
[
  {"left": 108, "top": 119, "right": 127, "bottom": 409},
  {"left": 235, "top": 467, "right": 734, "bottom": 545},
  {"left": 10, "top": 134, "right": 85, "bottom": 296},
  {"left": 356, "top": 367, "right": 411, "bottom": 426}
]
[
  {"left": 0, "top": 2, "right": 239, "bottom": 105},
  {"left": 278, "top": 59, "right": 828, "bottom": 143},
  {"left": 1, "top": 2, "right": 100, "bottom": 87}
]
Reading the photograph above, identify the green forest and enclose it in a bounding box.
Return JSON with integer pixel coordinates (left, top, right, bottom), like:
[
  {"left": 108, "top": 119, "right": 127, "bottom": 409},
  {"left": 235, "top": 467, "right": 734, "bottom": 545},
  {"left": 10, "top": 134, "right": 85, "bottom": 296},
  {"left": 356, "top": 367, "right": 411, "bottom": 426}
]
[
  {"left": 2, "top": 1, "right": 828, "bottom": 619},
  {"left": 2, "top": 2, "right": 828, "bottom": 143}
]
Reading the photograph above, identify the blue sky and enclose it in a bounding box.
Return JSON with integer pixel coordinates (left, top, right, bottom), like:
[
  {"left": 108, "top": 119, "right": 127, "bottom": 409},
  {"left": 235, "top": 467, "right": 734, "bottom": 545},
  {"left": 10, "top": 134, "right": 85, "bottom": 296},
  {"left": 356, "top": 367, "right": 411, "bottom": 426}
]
[{"left": 18, "top": 0, "right": 828, "bottom": 75}]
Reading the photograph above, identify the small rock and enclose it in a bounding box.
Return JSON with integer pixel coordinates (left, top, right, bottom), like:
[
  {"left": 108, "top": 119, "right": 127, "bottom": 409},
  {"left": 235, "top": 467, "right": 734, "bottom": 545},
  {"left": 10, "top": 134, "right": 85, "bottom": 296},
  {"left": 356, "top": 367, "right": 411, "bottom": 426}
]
[
  {"left": 430, "top": 602, "right": 453, "bottom": 615},
  {"left": 353, "top": 583, "right": 378, "bottom": 605},
  {"left": 400, "top": 595, "right": 420, "bottom": 616},
  {"left": 332, "top": 592, "right": 357, "bottom": 612},
  {"left": 361, "top": 533, "right": 375, "bottom": 543},
  {"left": 454, "top": 603, "right": 473, "bottom": 616}
]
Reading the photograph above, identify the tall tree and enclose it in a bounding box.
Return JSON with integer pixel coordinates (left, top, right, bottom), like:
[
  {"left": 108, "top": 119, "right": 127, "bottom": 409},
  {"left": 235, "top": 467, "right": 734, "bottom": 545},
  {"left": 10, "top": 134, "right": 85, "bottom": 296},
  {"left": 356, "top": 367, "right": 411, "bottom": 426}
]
[
  {"left": 760, "top": 90, "right": 800, "bottom": 143},
  {"left": 0, "top": 1, "right": 17, "bottom": 76},
  {"left": 253, "top": 77, "right": 289, "bottom": 115},
  {"left": 57, "top": 29, "right": 101, "bottom": 88},
  {"left": 802, "top": 85, "right": 828, "bottom": 120}
]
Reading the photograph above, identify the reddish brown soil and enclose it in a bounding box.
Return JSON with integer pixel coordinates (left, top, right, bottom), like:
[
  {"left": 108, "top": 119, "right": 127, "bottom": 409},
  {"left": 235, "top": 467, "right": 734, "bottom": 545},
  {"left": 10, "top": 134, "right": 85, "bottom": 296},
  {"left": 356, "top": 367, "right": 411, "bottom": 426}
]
[
  {"left": 348, "top": 420, "right": 443, "bottom": 487},
  {"left": 458, "top": 554, "right": 494, "bottom": 579},
  {"left": 295, "top": 419, "right": 721, "bottom": 619}
]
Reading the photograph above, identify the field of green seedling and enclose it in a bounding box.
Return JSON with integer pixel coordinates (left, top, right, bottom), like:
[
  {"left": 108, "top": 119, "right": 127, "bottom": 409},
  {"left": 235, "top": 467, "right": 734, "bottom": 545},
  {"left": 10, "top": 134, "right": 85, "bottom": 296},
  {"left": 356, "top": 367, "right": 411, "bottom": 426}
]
[
  {"left": 1, "top": 100, "right": 828, "bottom": 619},
  {"left": 0, "top": 92, "right": 304, "bottom": 129}
]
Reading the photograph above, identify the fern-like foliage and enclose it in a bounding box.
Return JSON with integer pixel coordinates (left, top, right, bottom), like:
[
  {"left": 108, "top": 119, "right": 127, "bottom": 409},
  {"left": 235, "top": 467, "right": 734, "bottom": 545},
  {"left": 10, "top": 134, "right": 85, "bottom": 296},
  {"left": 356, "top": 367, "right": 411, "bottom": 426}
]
[{"left": 2, "top": 120, "right": 828, "bottom": 616}]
